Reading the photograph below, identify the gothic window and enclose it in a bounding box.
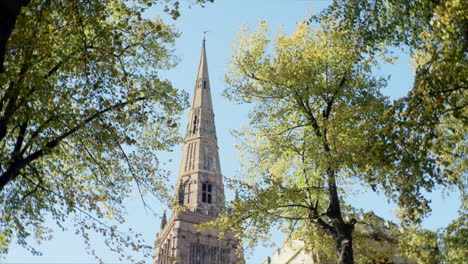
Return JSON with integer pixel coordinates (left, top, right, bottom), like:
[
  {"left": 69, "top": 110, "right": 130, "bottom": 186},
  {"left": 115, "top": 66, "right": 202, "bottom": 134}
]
[
  {"left": 203, "top": 80, "right": 207, "bottom": 89},
  {"left": 178, "top": 184, "right": 184, "bottom": 205},
  {"left": 200, "top": 245, "right": 206, "bottom": 263},
  {"left": 201, "top": 182, "right": 212, "bottom": 204},
  {"left": 190, "top": 244, "right": 196, "bottom": 264},
  {"left": 220, "top": 249, "right": 226, "bottom": 263},
  {"left": 191, "top": 243, "right": 224, "bottom": 264},
  {"left": 210, "top": 247, "right": 217, "bottom": 263},
  {"left": 192, "top": 115, "right": 198, "bottom": 134}
]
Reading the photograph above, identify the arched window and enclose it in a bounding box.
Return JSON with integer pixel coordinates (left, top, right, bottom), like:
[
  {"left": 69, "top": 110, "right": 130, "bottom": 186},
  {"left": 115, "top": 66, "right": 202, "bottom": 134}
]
[
  {"left": 178, "top": 184, "right": 184, "bottom": 205},
  {"left": 203, "top": 80, "right": 207, "bottom": 89},
  {"left": 192, "top": 115, "right": 198, "bottom": 134},
  {"left": 201, "top": 182, "right": 212, "bottom": 204}
]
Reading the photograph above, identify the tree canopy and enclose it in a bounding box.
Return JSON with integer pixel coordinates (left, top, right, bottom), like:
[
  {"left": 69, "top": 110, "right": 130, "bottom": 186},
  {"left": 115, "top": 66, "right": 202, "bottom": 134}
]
[
  {"left": 0, "top": 0, "right": 212, "bottom": 261},
  {"left": 316, "top": 2, "right": 467, "bottom": 261},
  {"left": 316, "top": 0, "right": 467, "bottom": 191},
  {"left": 211, "top": 21, "right": 391, "bottom": 263},
  {"left": 205, "top": 18, "right": 466, "bottom": 263}
]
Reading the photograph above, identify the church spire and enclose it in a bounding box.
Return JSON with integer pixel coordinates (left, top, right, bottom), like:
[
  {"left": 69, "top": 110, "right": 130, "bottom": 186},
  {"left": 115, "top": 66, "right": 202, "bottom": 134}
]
[
  {"left": 175, "top": 38, "right": 224, "bottom": 216},
  {"left": 153, "top": 38, "right": 243, "bottom": 264},
  {"left": 191, "top": 34, "right": 213, "bottom": 112}
]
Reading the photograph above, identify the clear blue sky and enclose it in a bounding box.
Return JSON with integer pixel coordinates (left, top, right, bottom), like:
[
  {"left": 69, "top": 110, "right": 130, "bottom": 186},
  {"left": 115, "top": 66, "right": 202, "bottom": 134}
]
[{"left": 2, "top": 0, "right": 461, "bottom": 263}]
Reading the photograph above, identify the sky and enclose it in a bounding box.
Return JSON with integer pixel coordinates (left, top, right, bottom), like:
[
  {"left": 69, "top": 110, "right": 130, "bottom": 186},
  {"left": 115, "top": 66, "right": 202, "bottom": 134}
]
[{"left": 2, "top": 0, "right": 461, "bottom": 263}]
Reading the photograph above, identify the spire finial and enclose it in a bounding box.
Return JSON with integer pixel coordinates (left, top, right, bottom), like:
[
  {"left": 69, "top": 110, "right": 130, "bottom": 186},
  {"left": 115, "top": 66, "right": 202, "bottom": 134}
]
[{"left": 202, "top": 31, "right": 208, "bottom": 47}]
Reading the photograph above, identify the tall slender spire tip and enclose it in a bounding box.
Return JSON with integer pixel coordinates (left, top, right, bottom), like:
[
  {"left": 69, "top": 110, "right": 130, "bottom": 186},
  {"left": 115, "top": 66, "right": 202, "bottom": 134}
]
[{"left": 202, "top": 31, "right": 208, "bottom": 47}]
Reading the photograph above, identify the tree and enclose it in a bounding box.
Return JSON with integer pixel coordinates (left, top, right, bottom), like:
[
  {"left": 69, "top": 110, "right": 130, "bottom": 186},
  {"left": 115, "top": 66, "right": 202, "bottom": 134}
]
[
  {"left": 0, "top": 0, "right": 31, "bottom": 73},
  {"left": 205, "top": 21, "right": 464, "bottom": 263},
  {"left": 317, "top": 2, "right": 467, "bottom": 257},
  {"left": 0, "top": 0, "right": 215, "bottom": 73},
  {"left": 207, "top": 22, "right": 394, "bottom": 263},
  {"left": 0, "top": 0, "right": 211, "bottom": 261},
  {"left": 397, "top": 211, "right": 468, "bottom": 264},
  {"left": 316, "top": 0, "right": 467, "bottom": 196},
  {"left": 439, "top": 211, "right": 468, "bottom": 263}
]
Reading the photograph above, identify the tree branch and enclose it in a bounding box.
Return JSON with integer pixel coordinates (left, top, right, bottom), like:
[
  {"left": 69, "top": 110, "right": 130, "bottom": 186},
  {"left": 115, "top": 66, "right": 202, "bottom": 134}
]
[
  {"left": 0, "top": 0, "right": 31, "bottom": 73},
  {"left": 0, "top": 97, "right": 146, "bottom": 192}
]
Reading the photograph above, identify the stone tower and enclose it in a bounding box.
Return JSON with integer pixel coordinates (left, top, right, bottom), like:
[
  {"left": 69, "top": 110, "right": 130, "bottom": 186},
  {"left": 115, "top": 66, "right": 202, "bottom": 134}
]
[{"left": 153, "top": 39, "right": 242, "bottom": 264}]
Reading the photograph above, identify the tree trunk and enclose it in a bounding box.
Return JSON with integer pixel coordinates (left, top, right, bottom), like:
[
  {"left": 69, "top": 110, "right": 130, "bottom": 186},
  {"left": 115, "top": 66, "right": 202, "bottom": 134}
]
[
  {"left": 0, "top": 0, "right": 31, "bottom": 73},
  {"left": 332, "top": 221, "right": 354, "bottom": 264},
  {"left": 325, "top": 167, "right": 355, "bottom": 264},
  {"left": 318, "top": 99, "right": 355, "bottom": 263}
]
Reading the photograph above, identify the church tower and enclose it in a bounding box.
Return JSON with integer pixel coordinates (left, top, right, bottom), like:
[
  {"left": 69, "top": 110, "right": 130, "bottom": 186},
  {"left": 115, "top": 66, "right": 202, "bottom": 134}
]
[{"left": 153, "top": 39, "right": 242, "bottom": 264}]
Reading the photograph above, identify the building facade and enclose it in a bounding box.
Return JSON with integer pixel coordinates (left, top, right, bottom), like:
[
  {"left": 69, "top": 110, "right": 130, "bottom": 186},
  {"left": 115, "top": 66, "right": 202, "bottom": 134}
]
[
  {"left": 153, "top": 39, "right": 242, "bottom": 264},
  {"left": 262, "top": 239, "right": 316, "bottom": 264},
  {"left": 262, "top": 215, "right": 410, "bottom": 264}
]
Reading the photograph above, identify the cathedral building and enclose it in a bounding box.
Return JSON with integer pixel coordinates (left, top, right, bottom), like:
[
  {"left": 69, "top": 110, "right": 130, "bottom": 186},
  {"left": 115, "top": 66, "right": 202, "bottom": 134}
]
[{"left": 153, "top": 39, "right": 243, "bottom": 264}]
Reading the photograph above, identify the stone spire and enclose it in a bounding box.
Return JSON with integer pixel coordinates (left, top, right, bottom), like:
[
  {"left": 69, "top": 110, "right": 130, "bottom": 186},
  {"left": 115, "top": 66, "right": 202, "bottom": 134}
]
[
  {"left": 175, "top": 38, "right": 224, "bottom": 216},
  {"left": 153, "top": 38, "right": 243, "bottom": 264},
  {"left": 190, "top": 35, "right": 213, "bottom": 112}
]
